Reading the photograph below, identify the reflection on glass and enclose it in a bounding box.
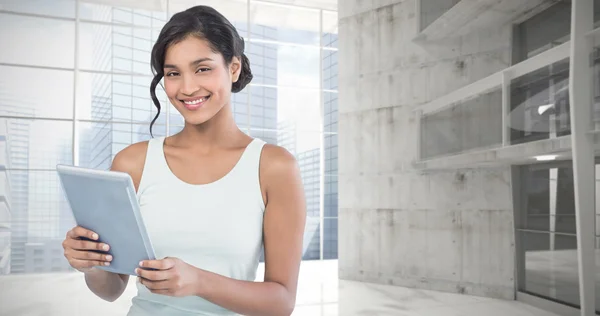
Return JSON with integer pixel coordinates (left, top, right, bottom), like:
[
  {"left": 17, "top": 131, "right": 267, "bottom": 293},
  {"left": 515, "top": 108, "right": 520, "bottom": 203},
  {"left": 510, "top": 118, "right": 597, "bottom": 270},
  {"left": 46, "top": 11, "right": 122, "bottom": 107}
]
[
  {"left": 522, "top": 232, "right": 579, "bottom": 307},
  {"left": 169, "top": 0, "right": 248, "bottom": 38},
  {"left": 0, "top": 118, "right": 72, "bottom": 170},
  {"left": 249, "top": 2, "right": 320, "bottom": 45},
  {"left": 421, "top": 88, "right": 502, "bottom": 159},
  {"left": 77, "top": 73, "right": 167, "bottom": 122},
  {"left": 0, "top": 14, "right": 75, "bottom": 69},
  {"left": 324, "top": 217, "right": 338, "bottom": 259},
  {"left": 78, "top": 122, "right": 165, "bottom": 171},
  {"left": 248, "top": 42, "right": 320, "bottom": 88},
  {"left": 0, "top": 65, "right": 74, "bottom": 119},
  {"left": 79, "top": 2, "right": 167, "bottom": 26},
  {"left": 517, "top": 162, "right": 579, "bottom": 307},
  {"left": 303, "top": 217, "right": 320, "bottom": 260},
  {"left": 1, "top": 0, "right": 75, "bottom": 18},
  {"left": 509, "top": 58, "right": 570, "bottom": 145},
  {"left": 323, "top": 50, "right": 338, "bottom": 91},
  {"left": 322, "top": 11, "right": 338, "bottom": 49},
  {"left": 519, "top": 165, "right": 576, "bottom": 234},
  {"left": 251, "top": 86, "right": 321, "bottom": 137},
  {"left": 2, "top": 170, "right": 76, "bottom": 274}
]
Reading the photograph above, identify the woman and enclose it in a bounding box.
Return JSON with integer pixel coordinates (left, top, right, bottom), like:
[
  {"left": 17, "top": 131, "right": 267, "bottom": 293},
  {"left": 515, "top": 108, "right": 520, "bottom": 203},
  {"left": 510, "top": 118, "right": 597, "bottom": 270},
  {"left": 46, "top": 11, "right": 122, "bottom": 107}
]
[{"left": 61, "top": 5, "right": 306, "bottom": 316}]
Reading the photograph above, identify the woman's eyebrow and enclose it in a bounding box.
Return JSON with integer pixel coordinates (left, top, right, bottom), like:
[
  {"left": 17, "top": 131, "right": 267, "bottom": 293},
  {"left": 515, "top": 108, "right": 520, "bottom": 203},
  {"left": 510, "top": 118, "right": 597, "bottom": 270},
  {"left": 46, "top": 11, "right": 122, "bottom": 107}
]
[{"left": 164, "top": 58, "right": 214, "bottom": 69}]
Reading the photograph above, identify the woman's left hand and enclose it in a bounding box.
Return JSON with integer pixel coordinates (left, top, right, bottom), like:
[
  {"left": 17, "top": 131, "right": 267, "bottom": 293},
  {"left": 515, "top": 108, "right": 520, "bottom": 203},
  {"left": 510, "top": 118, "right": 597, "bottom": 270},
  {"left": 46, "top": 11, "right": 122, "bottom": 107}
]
[{"left": 136, "top": 257, "right": 201, "bottom": 297}]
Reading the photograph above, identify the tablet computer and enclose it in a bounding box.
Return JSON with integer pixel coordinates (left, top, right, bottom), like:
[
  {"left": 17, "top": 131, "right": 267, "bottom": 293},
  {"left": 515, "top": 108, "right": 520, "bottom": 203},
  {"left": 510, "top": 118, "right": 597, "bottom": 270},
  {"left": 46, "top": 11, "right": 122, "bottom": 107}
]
[{"left": 57, "top": 164, "right": 156, "bottom": 275}]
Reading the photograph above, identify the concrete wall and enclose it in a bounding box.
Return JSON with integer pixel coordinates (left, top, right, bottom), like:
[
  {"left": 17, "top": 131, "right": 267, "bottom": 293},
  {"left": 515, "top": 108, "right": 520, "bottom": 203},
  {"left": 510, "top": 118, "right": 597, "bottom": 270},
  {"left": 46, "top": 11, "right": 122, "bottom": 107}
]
[{"left": 337, "top": 0, "right": 516, "bottom": 299}]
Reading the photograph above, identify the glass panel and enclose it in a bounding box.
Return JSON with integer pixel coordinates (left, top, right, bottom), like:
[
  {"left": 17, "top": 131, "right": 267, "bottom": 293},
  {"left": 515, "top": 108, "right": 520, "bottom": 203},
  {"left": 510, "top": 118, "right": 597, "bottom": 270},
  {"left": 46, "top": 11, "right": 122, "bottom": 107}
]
[
  {"left": 322, "top": 50, "right": 338, "bottom": 91},
  {"left": 0, "top": 118, "right": 72, "bottom": 170},
  {"left": 322, "top": 11, "right": 338, "bottom": 49},
  {"left": 248, "top": 42, "right": 320, "bottom": 89},
  {"left": 0, "top": 0, "right": 75, "bottom": 18},
  {"left": 323, "top": 217, "right": 338, "bottom": 259},
  {"left": 323, "top": 92, "right": 338, "bottom": 134},
  {"left": 421, "top": 88, "right": 502, "bottom": 159},
  {"left": 0, "top": 65, "right": 74, "bottom": 119},
  {"left": 519, "top": 164, "right": 576, "bottom": 234},
  {"left": 0, "top": 14, "right": 75, "bottom": 68},
  {"left": 513, "top": 2, "right": 571, "bottom": 63},
  {"left": 303, "top": 217, "right": 320, "bottom": 260},
  {"left": 169, "top": 0, "right": 248, "bottom": 38},
  {"left": 249, "top": 1, "right": 320, "bottom": 46},
  {"left": 76, "top": 73, "right": 167, "bottom": 122},
  {"left": 79, "top": 23, "right": 160, "bottom": 74},
  {"left": 324, "top": 174, "right": 338, "bottom": 218},
  {"left": 250, "top": 86, "right": 321, "bottom": 135},
  {"left": 509, "top": 58, "right": 570, "bottom": 145},
  {"left": 79, "top": 3, "right": 167, "bottom": 26},
  {"left": 0, "top": 170, "right": 75, "bottom": 274},
  {"left": 78, "top": 121, "right": 165, "bottom": 170},
  {"left": 520, "top": 232, "right": 579, "bottom": 307}
]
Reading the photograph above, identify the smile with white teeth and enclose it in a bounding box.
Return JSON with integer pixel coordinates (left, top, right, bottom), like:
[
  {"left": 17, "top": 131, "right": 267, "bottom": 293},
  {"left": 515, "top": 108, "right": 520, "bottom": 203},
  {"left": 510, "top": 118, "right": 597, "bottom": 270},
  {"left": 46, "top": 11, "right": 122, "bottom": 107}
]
[{"left": 183, "top": 96, "right": 208, "bottom": 105}]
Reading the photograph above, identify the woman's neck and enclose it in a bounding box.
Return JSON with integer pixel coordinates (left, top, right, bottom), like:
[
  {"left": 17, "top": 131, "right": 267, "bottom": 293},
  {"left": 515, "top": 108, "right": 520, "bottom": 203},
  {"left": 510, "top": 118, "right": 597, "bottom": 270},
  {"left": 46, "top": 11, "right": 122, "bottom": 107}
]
[{"left": 172, "top": 104, "right": 246, "bottom": 149}]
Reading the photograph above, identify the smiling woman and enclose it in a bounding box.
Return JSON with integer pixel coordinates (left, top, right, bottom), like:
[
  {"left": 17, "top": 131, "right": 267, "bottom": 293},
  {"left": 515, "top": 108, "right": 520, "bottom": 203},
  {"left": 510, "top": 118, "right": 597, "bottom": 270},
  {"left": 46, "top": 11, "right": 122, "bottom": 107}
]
[
  {"left": 60, "top": 4, "right": 306, "bottom": 316},
  {"left": 148, "top": 6, "right": 253, "bottom": 134}
]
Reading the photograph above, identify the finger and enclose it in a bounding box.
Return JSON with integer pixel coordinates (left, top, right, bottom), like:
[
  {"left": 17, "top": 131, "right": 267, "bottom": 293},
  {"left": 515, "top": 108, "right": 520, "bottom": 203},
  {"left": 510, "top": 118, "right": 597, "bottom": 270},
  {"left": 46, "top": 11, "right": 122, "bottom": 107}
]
[
  {"left": 140, "top": 258, "right": 175, "bottom": 270},
  {"left": 70, "top": 258, "right": 110, "bottom": 268},
  {"left": 68, "top": 249, "right": 112, "bottom": 262},
  {"left": 136, "top": 268, "right": 169, "bottom": 281},
  {"left": 66, "top": 239, "right": 110, "bottom": 252},
  {"left": 138, "top": 277, "right": 171, "bottom": 291},
  {"left": 70, "top": 226, "right": 99, "bottom": 240}
]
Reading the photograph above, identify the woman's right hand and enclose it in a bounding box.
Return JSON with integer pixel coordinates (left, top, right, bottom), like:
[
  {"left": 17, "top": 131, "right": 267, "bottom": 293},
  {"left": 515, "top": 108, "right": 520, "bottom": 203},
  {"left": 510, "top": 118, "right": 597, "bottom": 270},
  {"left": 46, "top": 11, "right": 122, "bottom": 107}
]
[{"left": 62, "top": 226, "right": 113, "bottom": 273}]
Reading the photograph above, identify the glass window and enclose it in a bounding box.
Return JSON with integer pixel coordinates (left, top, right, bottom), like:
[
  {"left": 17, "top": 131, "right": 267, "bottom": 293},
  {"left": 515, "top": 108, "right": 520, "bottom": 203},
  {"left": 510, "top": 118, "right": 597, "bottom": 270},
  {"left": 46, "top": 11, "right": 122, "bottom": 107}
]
[
  {"left": 509, "top": 58, "right": 570, "bottom": 145},
  {"left": 0, "top": 65, "right": 74, "bottom": 119},
  {"left": 520, "top": 232, "right": 579, "bottom": 306},
  {"left": 0, "top": 14, "right": 75, "bottom": 69},
  {"left": 516, "top": 162, "right": 579, "bottom": 307},
  {"left": 322, "top": 50, "right": 338, "bottom": 90},
  {"left": 323, "top": 218, "right": 338, "bottom": 259},
  {"left": 249, "top": 1, "right": 320, "bottom": 46},
  {"left": 421, "top": 88, "right": 502, "bottom": 159},
  {"left": 322, "top": 11, "right": 338, "bottom": 49},
  {"left": 169, "top": 0, "right": 248, "bottom": 38},
  {"left": 250, "top": 86, "right": 321, "bottom": 135},
  {"left": 77, "top": 73, "right": 166, "bottom": 122},
  {"left": 512, "top": 2, "right": 571, "bottom": 63},
  {"left": 0, "top": 119, "right": 72, "bottom": 170},
  {"left": 78, "top": 121, "right": 165, "bottom": 170},
  {"left": 248, "top": 42, "right": 320, "bottom": 89},
  {"left": 0, "top": 0, "right": 75, "bottom": 18}
]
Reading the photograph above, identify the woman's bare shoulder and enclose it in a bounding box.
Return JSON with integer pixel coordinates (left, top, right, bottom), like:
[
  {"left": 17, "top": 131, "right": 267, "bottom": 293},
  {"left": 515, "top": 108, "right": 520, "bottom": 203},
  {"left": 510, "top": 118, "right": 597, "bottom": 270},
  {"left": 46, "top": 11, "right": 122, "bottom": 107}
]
[{"left": 111, "top": 141, "right": 150, "bottom": 186}]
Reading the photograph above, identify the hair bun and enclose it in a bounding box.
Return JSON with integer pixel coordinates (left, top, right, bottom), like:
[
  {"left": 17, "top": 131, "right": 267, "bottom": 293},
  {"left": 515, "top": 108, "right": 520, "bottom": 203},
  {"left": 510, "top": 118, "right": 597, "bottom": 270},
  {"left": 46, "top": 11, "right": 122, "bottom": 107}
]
[{"left": 232, "top": 53, "right": 252, "bottom": 93}]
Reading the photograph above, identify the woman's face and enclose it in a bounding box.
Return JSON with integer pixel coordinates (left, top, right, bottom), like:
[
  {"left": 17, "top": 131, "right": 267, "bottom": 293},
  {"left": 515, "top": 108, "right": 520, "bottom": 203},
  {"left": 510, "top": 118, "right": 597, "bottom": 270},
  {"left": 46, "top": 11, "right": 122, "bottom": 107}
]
[{"left": 163, "top": 36, "right": 241, "bottom": 125}]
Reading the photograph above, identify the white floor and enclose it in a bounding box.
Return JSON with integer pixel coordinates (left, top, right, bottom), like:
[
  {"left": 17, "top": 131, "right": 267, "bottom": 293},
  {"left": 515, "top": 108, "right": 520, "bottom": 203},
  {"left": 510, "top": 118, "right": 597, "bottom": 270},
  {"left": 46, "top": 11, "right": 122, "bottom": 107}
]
[{"left": 0, "top": 260, "right": 561, "bottom": 316}]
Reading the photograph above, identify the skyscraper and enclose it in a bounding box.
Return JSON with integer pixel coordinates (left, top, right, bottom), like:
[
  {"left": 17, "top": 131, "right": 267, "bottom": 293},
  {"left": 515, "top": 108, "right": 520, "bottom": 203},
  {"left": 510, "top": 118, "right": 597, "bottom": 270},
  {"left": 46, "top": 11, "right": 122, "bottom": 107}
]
[
  {"left": 322, "top": 32, "right": 338, "bottom": 259},
  {"left": 0, "top": 106, "right": 33, "bottom": 274}
]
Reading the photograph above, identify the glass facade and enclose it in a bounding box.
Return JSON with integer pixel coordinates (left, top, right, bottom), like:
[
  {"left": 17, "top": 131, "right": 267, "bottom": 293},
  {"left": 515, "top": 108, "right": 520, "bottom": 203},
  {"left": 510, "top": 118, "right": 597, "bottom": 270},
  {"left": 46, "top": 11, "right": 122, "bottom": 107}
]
[{"left": 0, "top": 0, "right": 338, "bottom": 275}]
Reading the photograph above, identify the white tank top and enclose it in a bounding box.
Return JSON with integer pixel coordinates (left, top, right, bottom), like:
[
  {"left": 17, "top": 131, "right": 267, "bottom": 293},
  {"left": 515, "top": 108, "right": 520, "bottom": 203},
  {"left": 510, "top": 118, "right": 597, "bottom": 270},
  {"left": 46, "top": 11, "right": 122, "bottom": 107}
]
[{"left": 127, "top": 136, "right": 266, "bottom": 316}]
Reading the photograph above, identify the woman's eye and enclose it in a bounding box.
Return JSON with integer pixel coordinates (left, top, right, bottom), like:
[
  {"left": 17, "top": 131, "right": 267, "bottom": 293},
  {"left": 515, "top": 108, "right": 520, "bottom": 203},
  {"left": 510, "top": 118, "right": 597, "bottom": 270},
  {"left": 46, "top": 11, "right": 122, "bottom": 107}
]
[
  {"left": 166, "top": 72, "right": 179, "bottom": 77},
  {"left": 196, "top": 68, "right": 210, "bottom": 73}
]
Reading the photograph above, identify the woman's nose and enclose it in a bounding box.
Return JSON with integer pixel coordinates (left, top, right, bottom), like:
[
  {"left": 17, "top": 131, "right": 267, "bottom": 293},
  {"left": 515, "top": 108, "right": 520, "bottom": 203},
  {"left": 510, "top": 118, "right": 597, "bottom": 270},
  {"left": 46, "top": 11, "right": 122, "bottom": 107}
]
[{"left": 180, "top": 75, "right": 199, "bottom": 96}]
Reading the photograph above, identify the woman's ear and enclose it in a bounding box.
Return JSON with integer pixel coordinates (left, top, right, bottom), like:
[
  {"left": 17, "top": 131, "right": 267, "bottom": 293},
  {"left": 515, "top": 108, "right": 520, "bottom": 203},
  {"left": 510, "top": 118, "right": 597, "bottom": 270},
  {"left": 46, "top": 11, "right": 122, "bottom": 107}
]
[{"left": 230, "top": 57, "right": 241, "bottom": 83}]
